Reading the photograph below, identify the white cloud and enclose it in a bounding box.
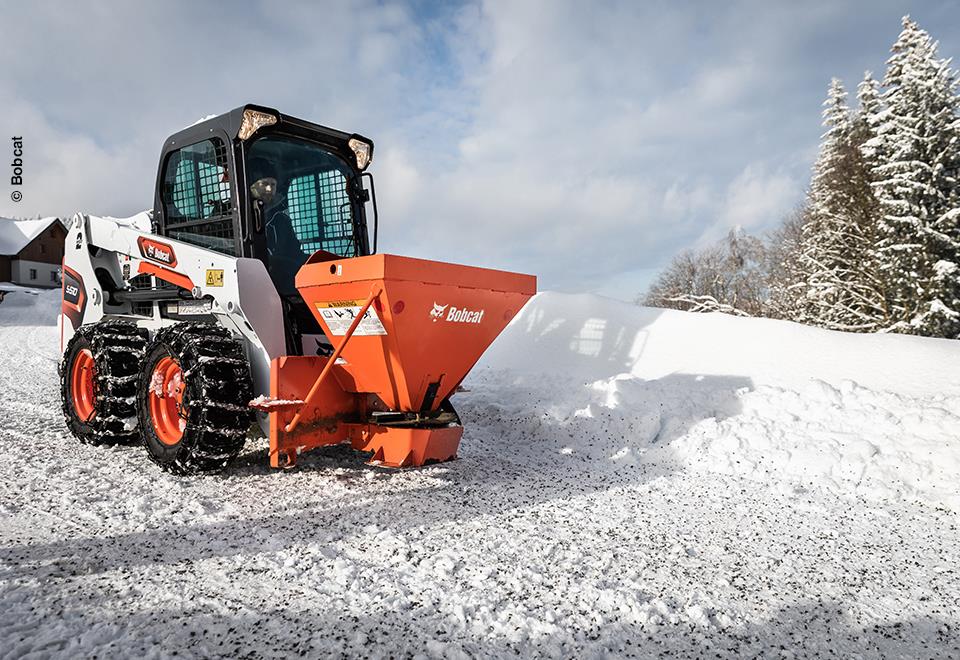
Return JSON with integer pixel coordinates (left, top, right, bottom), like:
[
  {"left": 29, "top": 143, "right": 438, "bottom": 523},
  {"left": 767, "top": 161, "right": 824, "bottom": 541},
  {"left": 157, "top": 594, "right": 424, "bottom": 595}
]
[
  {"left": 706, "top": 163, "right": 799, "bottom": 243},
  {"left": 378, "top": 0, "right": 817, "bottom": 292},
  {"left": 2, "top": 0, "right": 946, "bottom": 300},
  {"left": 0, "top": 95, "right": 154, "bottom": 217}
]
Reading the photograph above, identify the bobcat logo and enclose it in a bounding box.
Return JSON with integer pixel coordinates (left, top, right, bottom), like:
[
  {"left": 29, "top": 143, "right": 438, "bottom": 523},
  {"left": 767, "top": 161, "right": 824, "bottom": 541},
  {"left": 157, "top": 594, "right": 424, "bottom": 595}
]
[{"left": 430, "top": 303, "right": 448, "bottom": 322}]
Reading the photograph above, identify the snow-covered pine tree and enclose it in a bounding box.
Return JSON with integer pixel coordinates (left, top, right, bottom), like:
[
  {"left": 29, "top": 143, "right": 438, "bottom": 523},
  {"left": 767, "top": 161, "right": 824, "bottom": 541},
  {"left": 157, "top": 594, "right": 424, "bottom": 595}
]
[
  {"left": 851, "top": 71, "right": 888, "bottom": 325},
  {"left": 871, "top": 16, "right": 960, "bottom": 338},
  {"left": 792, "top": 78, "right": 886, "bottom": 331},
  {"left": 857, "top": 71, "right": 885, "bottom": 169}
]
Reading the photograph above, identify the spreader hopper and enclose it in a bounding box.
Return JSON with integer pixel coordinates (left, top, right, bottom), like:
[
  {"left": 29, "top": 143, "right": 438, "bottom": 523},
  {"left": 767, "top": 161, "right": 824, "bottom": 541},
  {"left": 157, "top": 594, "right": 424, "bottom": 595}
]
[{"left": 265, "top": 254, "right": 536, "bottom": 468}]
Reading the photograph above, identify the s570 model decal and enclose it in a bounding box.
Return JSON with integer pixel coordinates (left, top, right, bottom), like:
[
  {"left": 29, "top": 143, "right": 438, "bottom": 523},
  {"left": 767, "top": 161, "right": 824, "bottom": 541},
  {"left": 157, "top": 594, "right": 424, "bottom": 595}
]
[
  {"left": 61, "top": 266, "right": 87, "bottom": 330},
  {"left": 137, "top": 237, "right": 177, "bottom": 267}
]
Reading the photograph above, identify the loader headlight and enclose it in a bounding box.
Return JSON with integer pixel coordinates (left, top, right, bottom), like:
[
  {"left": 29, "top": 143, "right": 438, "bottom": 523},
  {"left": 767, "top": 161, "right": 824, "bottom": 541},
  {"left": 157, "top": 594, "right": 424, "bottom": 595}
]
[
  {"left": 348, "top": 137, "right": 373, "bottom": 170},
  {"left": 238, "top": 109, "right": 278, "bottom": 141}
]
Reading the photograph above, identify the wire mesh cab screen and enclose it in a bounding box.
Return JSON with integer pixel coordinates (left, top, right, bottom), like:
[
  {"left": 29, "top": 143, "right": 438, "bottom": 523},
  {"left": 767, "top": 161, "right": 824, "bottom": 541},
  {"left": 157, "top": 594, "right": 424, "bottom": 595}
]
[
  {"left": 247, "top": 135, "right": 360, "bottom": 294},
  {"left": 161, "top": 138, "right": 236, "bottom": 255}
]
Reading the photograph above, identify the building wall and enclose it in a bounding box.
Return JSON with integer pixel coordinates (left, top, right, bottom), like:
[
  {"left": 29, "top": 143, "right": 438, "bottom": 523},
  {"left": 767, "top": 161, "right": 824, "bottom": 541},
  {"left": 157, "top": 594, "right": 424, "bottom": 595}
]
[
  {"left": 1, "top": 220, "right": 66, "bottom": 286},
  {"left": 11, "top": 258, "right": 61, "bottom": 287},
  {"left": 17, "top": 221, "right": 66, "bottom": 265}
]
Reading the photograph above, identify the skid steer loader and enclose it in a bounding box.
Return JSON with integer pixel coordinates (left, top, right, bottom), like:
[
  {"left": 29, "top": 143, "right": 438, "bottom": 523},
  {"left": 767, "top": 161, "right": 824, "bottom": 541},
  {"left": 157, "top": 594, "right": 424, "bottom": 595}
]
[{"left": 58, "top": 104, "right": 535, "bottom": 474}]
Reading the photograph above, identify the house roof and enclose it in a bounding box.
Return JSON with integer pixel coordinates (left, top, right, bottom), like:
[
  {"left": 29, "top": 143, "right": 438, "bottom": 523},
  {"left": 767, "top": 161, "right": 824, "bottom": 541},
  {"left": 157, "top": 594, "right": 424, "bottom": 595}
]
[{"left": 0, "top": 217, "right": 64, "bottom": 256}]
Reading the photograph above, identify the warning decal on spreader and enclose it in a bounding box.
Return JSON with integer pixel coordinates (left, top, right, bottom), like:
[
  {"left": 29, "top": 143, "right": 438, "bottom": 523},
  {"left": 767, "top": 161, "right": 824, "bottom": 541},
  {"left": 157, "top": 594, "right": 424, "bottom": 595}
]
[{"left": 315, "top": 300, "right": 387, "bottom": 336}]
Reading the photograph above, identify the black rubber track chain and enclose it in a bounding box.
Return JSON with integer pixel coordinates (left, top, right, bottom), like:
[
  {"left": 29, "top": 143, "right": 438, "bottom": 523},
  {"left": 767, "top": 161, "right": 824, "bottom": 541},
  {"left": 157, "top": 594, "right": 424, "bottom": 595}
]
[
  {"left": 59, "top": 320, "right": 148, "bottom": 445},
  {"left": 138, "top": 322, "right": 253, "bottom": 475}
]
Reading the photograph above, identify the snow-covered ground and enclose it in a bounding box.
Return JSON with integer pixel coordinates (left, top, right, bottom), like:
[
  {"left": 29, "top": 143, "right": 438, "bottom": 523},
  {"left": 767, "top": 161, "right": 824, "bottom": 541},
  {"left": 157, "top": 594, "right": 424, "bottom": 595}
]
[{"left": 1, "top": 290, "right": 958, "bottom": 658}]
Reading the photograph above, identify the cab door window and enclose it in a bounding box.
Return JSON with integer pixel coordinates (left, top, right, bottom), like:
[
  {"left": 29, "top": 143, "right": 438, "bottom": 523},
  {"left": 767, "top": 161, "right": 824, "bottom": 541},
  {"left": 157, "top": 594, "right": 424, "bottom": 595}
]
[{"left": 161, "top": 138, "right": 236, "bottom": 255}]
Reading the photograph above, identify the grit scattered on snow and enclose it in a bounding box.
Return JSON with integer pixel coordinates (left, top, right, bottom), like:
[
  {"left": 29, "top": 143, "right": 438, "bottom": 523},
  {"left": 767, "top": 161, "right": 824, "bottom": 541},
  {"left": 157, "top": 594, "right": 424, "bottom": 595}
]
[{"left": 1, "top": 289, "right": 958, "bottom": 658}]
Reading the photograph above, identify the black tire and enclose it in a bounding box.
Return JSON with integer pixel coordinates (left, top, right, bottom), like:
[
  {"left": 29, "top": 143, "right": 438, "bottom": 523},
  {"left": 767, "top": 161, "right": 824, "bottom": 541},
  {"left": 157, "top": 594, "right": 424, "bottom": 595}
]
[
  {"left": 137, "top": 322, "right": 253, "bottom": 475},
  {"left": 59, "top": 320, "right": 148, "bottom": 445}
]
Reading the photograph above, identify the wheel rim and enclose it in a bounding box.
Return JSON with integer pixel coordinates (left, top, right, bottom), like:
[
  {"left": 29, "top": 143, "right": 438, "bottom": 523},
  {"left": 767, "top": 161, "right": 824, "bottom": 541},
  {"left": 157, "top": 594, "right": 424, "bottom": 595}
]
[
  {"left": 70, "top": 348, "right": 96, "bottom": 422},
  {"left": 149, "top": 356, "right": 187, "bottom": 446}
]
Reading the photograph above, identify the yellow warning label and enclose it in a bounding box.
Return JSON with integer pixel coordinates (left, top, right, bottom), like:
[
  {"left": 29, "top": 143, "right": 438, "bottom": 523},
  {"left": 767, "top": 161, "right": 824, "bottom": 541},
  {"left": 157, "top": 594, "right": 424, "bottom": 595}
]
[
  {"left": 316, "top": 299, "right": 363, "bottom": 308},
  {"left": 205, "top": 269, "right": 224, "bottom": 287}
]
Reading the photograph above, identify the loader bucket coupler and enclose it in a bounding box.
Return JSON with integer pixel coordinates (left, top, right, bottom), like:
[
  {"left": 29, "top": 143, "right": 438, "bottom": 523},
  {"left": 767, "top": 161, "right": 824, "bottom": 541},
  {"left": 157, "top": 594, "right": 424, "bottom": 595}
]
[
  {"left": 296, "top": 254, "right": 537, "bottom": 412},
  {"left": 265, "top": 254, "right": 535, "bottom": 469}
]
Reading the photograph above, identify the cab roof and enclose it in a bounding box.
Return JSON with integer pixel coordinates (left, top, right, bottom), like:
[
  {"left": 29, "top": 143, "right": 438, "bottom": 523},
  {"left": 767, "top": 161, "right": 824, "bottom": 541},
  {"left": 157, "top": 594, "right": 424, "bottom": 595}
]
[{"left": 161, "top": 103, "right": 372, "bottom": 155}]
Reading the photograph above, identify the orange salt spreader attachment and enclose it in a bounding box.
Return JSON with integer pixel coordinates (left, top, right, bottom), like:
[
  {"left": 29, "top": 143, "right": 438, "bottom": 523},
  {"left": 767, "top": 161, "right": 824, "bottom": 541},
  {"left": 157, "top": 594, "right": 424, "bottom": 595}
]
[{"left": 263, "top": 253, "right": 536, "bottom": 468}]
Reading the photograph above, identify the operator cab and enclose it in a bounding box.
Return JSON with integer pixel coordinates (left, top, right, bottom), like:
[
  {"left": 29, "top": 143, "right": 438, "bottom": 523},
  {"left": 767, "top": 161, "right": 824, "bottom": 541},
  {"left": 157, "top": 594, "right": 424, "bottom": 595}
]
[{"left": 152, "top": 104, "right": 377, "bottom": 354}]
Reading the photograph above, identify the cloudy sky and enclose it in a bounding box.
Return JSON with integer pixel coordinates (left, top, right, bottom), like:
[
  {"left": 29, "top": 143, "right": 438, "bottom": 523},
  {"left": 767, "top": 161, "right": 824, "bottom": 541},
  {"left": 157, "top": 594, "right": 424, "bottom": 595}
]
[{"left": 1, "top": 1, "right": 958, "bottom": 299}]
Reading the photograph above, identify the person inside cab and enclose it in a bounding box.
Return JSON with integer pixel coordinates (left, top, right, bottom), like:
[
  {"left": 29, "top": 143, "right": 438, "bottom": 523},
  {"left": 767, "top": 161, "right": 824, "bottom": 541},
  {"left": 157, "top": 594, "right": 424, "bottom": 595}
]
[{"left": 247, "top": 155, "right": 308, "bottom": 295}]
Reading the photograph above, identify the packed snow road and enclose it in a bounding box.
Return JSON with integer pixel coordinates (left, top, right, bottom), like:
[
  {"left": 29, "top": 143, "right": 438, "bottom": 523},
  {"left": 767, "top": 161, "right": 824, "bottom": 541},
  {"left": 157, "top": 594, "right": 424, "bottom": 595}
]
[{"left": 1, "top": 290, "right": 958, "bottom": 658}]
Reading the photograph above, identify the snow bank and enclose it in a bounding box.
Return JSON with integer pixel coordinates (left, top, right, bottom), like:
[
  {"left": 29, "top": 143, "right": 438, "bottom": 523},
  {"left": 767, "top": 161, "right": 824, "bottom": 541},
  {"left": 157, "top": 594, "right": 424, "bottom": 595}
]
[
  {"left": 484, "top": 292, "right": 960, "bottom": 396},
  {"left": 480, "top": 292, "right": 960, "bottom": 509},
  {"left": 0, "top": 287, "right": 60, "bottom": 326}
]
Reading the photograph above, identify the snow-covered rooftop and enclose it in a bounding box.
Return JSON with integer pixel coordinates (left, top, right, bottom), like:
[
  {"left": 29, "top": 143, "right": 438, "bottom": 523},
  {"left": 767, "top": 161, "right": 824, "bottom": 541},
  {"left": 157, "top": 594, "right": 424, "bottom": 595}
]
[{"left": 0, "top": 217, "right": 63, "bottom": 256}]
